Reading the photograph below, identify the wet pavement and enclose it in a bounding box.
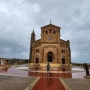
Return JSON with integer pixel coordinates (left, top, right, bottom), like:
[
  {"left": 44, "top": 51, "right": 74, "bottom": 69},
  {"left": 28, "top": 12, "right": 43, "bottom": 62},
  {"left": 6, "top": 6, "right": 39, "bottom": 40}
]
[
  {"left": 32, "top": 77, "right": 65, "bottom": 90},
  {"left": 0, "top": 65, "right": 86, "bottom": 78},
  {"left": 0, "top": 66, "right": 28, "bottom": 76},
  {"left": 0, "top": 65, "right": 88, "bottom": 90}
]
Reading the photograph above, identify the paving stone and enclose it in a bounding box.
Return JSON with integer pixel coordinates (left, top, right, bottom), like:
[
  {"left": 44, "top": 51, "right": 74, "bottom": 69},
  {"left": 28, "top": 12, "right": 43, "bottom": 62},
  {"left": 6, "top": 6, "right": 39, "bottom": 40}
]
[
  {"left": 61, "top": 78, "right": 90, "bottom": 90},
  {"left": 0, "top": 75, "right": 38, "bottom": 90}
]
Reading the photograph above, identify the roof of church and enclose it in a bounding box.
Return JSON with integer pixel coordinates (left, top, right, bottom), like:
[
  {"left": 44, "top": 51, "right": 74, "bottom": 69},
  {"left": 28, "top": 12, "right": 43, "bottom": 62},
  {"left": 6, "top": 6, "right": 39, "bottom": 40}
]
[{"left": 41, "top": 23, "right": 60, "bottom": 29}]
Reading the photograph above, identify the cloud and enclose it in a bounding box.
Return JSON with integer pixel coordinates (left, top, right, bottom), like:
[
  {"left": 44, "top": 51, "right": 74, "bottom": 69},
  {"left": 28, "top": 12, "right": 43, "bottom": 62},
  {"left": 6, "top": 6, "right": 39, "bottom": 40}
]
[
  {"left": 0, "top": 39, "right": 28, "bottom": 58},
  {"left": 0, "top": 0, "right": 90, "bottom": 63}
]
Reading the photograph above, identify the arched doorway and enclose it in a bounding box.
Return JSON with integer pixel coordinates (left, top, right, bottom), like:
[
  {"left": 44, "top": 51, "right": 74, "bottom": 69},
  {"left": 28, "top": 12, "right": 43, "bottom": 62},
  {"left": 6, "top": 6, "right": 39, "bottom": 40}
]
[
  {"left": 62, "top": 58, "right": 65, "bottom": 64},
  {"left": 47, "top": 51, "right": 53, "bottom": 62}
]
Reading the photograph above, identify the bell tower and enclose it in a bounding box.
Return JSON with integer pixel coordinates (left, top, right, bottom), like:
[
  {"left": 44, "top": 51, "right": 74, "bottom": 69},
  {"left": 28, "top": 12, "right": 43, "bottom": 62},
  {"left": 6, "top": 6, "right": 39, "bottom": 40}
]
[
  {"left": 29, "top": 29, "right": 35, "bottom": 62},
  {"left": 41, "top": 23, "right": 61, "bottom": 43},
  {"left": 31, "top": 29, "right": 35, "bottom": 42}
]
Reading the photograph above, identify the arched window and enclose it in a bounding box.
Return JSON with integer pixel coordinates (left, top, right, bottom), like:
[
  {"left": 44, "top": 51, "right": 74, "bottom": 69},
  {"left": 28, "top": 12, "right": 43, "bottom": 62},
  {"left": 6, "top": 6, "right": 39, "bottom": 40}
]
[
  {"left": 46, "top": 31, "right": 48, "bottom": 34},
  {"left": 61, "top": 49, "right": 63, "bottom": 53},
  {"left": 62, "top": 57, "right": 65, "bottom": 64},
  {"left": 61, "top": 49, "right": 65, "bottom": 53},
  {"left": 38, "top": 49, "right": 39, "bottom": 53},
  {"left": 50, "top": 29, "right": 52, "bottom": 33},
  {"left": 64, "top": 50, "right": 65, "bottom": 53},
  {"left": 36, "top": 49, "right": 39, "bottom": 53},
  {"left": 36, "top": 55, "right": 39, "bottom": 63},
  {"left": 53, "top": 30, "right": 55, "bottom": 34}
]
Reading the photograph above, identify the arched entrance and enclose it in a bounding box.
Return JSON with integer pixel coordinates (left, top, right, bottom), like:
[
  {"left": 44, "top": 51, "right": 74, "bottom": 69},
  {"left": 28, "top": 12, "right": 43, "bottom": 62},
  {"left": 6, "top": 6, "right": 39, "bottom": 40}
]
[{"left": 47, "top": 51, "right": 53, "bottom": 62}]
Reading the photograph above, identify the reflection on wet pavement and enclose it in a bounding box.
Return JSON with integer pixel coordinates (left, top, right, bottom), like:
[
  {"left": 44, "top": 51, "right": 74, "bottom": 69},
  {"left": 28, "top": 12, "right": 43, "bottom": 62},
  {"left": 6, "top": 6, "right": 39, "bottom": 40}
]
[
  {"left": 0, "top": 65, "right": 87, "bottom": 90},
  {"left": 32, "top": 78, "right": 65, "bottom": 90},
  {"left": 0, "top": 65, "right": 86, "bottom": 78},
  {"left": 28, "top": 72, "right": 72, "bottom": 78}
]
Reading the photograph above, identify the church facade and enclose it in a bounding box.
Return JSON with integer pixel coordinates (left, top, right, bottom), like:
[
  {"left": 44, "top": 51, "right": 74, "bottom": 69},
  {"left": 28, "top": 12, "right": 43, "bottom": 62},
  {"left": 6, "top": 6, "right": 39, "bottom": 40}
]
[{"left": 29, "top": 23, "right": 71, "bottom": 65}]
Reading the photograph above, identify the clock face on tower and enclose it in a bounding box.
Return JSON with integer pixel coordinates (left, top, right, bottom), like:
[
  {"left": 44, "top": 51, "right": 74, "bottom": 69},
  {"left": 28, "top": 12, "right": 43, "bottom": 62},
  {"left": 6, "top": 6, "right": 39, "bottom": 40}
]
[{"left": 48, "top": 36, "right": 52, "bottom": 40}]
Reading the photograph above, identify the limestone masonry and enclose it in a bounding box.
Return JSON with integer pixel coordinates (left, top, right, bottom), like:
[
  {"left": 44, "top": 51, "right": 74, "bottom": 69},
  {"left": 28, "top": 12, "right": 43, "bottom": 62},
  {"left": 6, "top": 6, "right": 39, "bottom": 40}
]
[{"left": 29, "top": 23, "right": 71, "bottom": 65}]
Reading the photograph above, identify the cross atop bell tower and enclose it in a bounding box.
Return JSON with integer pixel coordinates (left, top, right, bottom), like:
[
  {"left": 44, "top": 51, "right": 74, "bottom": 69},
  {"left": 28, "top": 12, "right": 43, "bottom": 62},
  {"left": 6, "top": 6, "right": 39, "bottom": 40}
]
[{"left": 50, "top": 20, "right": 52, "bottom": 24}]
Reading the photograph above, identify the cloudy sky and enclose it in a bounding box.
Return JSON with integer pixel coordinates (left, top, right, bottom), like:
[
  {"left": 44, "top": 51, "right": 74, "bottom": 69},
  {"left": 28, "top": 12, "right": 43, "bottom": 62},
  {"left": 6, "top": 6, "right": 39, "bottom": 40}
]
[{"left": 0, "top": 0, "right": 90, "bottom": 63}]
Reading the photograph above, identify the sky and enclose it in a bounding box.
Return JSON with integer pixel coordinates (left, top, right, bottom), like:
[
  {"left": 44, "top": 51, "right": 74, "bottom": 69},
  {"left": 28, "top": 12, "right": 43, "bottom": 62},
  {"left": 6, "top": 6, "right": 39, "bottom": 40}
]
[{"left": 0, "top": 0, "right": 90, "bottom": 63}]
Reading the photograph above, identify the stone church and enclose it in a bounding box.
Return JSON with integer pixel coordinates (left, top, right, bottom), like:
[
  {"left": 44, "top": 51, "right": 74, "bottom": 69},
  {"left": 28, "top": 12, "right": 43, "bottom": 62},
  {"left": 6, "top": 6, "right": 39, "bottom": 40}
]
[{"left": 29, "top": 23, "right": 71, "bottom": 66}]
